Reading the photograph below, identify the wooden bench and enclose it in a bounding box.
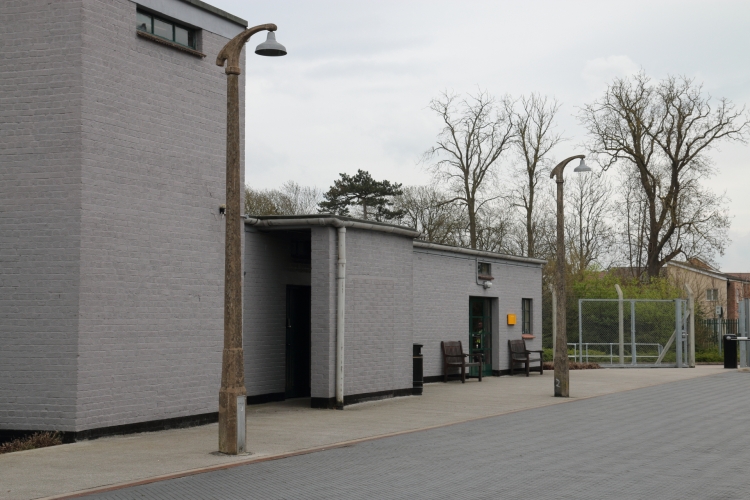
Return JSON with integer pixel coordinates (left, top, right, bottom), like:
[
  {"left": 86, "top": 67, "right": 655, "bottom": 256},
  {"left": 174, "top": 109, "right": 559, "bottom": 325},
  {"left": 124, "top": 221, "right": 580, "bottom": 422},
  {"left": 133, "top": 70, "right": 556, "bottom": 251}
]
[
  {"left": 441, "top": 341, "right": 483, "bottom": 383},
  {"left": 508, "top": 339, "right": 543, "bottom": 376}
]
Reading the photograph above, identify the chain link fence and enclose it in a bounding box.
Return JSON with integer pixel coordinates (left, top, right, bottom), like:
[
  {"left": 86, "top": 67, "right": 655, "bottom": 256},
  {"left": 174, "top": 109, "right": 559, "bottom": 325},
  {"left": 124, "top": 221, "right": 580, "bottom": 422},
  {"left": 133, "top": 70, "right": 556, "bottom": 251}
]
[{"left": 576, "top": 299, "right": 688, "bottom": 367}]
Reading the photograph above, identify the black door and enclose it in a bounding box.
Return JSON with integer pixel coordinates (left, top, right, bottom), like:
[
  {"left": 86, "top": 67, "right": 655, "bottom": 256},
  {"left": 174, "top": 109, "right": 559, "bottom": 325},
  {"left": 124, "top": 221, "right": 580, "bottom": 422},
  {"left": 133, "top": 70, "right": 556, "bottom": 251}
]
[
  {"left": 469, "top": 297, "right": 492, "bottom": 377},
  {"left": 285, "top": 285, "right": 311, "bottom": 398}
]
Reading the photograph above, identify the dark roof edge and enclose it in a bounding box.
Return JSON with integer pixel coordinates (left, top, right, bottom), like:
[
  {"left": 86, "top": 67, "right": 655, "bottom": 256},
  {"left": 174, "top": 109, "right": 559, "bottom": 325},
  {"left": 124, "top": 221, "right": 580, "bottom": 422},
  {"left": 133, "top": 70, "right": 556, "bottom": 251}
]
[
  {"left": 413, "top": 240, "right": 547, "bottom": 266},
  {"left": 244, "top": 215, "right": 421, "bottom": 238},
  {"left": 178, "top": 0, "right": 248, "bottom": 27}
]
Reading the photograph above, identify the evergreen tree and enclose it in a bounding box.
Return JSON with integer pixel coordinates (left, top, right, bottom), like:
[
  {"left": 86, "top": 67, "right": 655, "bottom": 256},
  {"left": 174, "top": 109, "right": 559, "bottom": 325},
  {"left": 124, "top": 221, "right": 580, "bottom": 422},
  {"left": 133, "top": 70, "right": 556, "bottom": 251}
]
[{"left": 318, "top": 169, "right": 404, "bottom": 221}]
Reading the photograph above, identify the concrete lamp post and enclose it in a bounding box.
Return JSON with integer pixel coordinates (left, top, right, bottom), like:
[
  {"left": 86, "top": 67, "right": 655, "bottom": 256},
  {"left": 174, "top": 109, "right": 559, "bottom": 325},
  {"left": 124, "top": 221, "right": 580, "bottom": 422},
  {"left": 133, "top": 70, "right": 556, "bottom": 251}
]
[
  {"left": 549, "top": 155, "right": 590, "bottom": 397},
  {"left": 215, "top": 25, "right": 286, "bottom": 455}
]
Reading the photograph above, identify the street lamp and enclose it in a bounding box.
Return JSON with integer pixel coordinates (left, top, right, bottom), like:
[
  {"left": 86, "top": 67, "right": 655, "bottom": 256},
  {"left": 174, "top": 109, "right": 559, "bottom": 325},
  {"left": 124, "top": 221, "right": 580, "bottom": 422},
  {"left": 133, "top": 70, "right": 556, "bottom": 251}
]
[
  {"left": 215, "top": 24, "right": 286, "bottom": 455},
  {"left": 549, "top": 155, "right": 590, "bottom": 397}
]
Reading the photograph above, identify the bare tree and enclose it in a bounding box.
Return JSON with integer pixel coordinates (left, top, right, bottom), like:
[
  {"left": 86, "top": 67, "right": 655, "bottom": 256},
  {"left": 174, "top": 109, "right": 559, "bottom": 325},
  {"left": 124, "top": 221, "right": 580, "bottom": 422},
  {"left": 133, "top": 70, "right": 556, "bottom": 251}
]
[
  {"left": 393, "top": 185, "right": 465, "bottom": 245},
  {"left": 510, "top": 94, "right": 563, "bottom": 258},
  {"left": 424, "top": 90, "right": 515, "bottom": 249},
  {"left": 244, "top": 181, "right": 322, "bottom": 216},
  {"left": 565, "top": 172, "right": 615, "bottom": 273},
  {"left": 580, "top": 73, "right": 747, "bottom": 277}
]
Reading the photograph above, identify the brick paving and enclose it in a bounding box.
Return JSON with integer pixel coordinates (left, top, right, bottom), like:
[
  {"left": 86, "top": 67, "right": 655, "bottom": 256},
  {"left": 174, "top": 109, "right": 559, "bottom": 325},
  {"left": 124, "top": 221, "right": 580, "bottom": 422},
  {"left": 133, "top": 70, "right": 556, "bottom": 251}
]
[{"left": 78, "top": 371, "right": 749, "bottom": 500}]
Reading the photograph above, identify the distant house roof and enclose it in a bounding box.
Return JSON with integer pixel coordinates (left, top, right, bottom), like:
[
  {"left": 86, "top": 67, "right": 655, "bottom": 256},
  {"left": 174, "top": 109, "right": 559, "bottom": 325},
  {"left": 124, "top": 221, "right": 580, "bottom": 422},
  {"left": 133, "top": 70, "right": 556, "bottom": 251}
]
[
  {"left": 667, "top": 261, "right": 750, "bottom": 283},
  {"left": 726, "top": 273, "right": 750, "bottom": 283}
]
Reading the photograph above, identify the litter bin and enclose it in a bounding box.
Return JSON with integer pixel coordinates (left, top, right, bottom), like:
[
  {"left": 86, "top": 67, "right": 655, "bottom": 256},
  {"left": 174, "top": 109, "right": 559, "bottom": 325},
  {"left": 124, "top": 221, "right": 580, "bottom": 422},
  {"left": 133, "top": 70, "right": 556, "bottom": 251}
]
[
  {"left": 724, "top": 334, "right": 737, "bottom": 369},
  {"left": 413, "top": 343, "right": 423, "bottom": 395}
]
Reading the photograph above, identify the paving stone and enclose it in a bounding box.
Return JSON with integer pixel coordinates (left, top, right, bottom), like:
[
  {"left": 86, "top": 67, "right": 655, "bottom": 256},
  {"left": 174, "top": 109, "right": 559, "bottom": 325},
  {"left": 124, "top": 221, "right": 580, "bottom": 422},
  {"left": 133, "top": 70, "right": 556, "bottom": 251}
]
[{"left": 79, "top": 371, "right": 750, "bottom": 500}]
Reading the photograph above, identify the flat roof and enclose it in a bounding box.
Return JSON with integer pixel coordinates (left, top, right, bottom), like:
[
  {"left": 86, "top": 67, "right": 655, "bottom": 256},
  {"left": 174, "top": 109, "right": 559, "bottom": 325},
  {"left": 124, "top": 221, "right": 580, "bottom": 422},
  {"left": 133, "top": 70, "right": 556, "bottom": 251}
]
[
  {"left": 245, "top": 214, "right": 416, "bottom": 231},
  {"left": 245, "top": 214, "right": 546, "bottom": 265},
  {"left": 179, "top": 0, "right": 248, "bottom": 27},
  {"left": 413, "top": 240, "right": 547, "bottom": 266}
]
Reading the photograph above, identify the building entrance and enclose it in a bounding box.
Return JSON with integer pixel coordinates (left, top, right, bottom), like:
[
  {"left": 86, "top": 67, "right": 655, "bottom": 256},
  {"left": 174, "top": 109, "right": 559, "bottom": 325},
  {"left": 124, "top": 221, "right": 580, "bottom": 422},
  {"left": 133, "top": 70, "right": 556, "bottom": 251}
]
[
  {"left": 285, "top": 285, "right": 311, "bottom": 398},
  {"left": 469, "top": 297, "right": 492, "bottom": 377}
]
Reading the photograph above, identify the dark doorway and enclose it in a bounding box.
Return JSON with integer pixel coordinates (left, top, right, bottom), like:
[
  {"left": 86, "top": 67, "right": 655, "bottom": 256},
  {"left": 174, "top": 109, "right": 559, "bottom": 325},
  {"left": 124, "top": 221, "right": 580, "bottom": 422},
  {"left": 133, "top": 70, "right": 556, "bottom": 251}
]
[
  {"left": 285, "top": 285, "right": 311, "bottom": 398},
  {"left": 469, "top": 297, "right": 493, "bottom": 377}
]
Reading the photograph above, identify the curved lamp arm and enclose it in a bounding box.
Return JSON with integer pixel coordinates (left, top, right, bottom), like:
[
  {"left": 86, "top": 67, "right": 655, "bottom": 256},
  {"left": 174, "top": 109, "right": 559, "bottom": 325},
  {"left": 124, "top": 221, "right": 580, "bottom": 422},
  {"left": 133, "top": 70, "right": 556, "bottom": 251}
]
[
  {"left": 216, "top": 23, "right": 277, "bottom": 75},
  {"left": 550, "top": 154, "right": 585, "bottom": 182}
]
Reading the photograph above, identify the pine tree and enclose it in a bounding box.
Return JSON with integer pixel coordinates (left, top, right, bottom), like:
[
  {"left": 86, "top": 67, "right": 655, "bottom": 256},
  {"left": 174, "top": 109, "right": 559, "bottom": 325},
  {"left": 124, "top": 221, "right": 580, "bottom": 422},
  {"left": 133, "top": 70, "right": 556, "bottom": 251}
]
[{"left": 318, "top": 169, "right": 404, "bottom": 221}]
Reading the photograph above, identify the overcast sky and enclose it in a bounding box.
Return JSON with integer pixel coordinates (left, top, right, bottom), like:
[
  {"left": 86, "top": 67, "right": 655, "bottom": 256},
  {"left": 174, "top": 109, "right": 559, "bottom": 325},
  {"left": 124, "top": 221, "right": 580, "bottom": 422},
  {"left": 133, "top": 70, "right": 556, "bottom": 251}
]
[{"left": 209, "top": 0, "right": 749, "bottom": 271}]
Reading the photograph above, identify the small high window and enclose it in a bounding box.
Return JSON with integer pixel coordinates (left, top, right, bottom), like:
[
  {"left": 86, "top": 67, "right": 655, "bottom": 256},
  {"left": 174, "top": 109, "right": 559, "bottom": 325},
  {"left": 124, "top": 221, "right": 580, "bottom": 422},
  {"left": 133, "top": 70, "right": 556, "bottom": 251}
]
[
  {"left": 477, "top": 262, "right": 492, "bottom": 279},
  {"left": 706, "top": 289, "right": 719, "bottom": 301},
  {"left": 522, "top": 298, "right": 532, "bottom": 335},
  {"left": 137, "top": 10, "right": 196, "bottom": 49}
]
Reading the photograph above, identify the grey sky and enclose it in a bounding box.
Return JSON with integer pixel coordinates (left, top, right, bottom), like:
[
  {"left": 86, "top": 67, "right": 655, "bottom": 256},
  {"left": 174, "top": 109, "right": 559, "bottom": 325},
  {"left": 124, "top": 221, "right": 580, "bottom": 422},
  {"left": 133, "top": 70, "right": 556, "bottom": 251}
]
[{"left": 208, "top": 0, "right": 749, "bottom": 271}]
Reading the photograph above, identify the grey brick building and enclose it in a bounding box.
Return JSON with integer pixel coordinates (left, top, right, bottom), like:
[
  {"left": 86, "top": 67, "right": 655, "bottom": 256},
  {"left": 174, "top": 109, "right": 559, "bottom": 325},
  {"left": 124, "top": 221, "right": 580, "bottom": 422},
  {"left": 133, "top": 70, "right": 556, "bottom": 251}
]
[
  {"left": 1, "top": 0, "right": 246, "bottom": 439},
  {"left": 243, "top": 216, "right": 544, "bottom": 408},
  {"left": 1, "top": 1, "right": 544, "bottom": 440}
]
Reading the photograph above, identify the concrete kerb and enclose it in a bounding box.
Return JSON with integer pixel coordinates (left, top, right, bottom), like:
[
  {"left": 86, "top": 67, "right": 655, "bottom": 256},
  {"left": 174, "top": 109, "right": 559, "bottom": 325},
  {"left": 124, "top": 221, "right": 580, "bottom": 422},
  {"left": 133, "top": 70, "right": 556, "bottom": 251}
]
[{"left": 35, "top": 366, "right": 726, "bottom": 500}]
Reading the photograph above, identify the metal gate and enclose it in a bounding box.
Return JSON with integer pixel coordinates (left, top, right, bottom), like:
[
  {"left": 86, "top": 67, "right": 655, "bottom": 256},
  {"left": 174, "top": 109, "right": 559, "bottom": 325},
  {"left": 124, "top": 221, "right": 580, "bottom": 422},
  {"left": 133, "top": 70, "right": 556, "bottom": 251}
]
[{"left": 576, "top": 298, "right": 692, "bottom": 367}]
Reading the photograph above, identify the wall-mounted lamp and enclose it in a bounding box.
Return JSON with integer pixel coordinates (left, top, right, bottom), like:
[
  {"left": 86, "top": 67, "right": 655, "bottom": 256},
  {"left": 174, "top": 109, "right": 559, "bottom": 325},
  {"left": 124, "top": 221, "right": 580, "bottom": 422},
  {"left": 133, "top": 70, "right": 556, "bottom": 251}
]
[
  {"left": 483, "top": 281, "right": 492, "bottom": 289},
  {"left": 219, "top": 204, "right": 226, "bottom": 216}
]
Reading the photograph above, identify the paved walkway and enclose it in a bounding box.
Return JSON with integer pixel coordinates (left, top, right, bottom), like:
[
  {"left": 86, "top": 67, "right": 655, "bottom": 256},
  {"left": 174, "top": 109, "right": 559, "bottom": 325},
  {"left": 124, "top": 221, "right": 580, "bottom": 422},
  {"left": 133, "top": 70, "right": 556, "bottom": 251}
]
[
  {"left": 0, "top": 366, "right": 725, "bottom": 499},
  {"left": 79, "top": 370, "right": 750, "bottom": 500}
]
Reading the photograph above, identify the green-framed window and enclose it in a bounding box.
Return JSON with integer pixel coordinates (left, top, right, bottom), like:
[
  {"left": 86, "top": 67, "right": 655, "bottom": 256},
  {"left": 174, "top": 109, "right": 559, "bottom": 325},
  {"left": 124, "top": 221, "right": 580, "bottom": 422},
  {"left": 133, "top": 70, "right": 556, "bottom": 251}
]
[
  {"left": 137, "top": 10, "right": 196, "bottom": 49},
  {"left": 522, "top": 298, "right": 532, "bottom": 335},
  {"left": 477, "top": 262, "right": 492, "bottom": 279}
]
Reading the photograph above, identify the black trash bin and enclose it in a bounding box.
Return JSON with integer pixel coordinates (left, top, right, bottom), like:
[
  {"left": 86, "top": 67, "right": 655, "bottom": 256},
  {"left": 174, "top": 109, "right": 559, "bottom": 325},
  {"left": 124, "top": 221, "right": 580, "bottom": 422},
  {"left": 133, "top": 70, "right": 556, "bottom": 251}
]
[
  {"left": 724, "top": 334, "right": 737, "bottom": 369},
  {"left": 413, "top": 343, "right": 423, "bottom": 395}
]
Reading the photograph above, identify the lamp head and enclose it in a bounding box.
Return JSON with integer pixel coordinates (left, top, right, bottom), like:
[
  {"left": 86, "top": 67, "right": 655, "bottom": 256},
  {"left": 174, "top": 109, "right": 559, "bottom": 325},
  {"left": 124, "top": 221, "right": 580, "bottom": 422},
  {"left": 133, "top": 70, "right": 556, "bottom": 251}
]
[
  {"left": 255, "top": 31, "right": 287, "bottom": 57},
  {"left": 573, "top": 158, "right": 592, "bottom": 173}
]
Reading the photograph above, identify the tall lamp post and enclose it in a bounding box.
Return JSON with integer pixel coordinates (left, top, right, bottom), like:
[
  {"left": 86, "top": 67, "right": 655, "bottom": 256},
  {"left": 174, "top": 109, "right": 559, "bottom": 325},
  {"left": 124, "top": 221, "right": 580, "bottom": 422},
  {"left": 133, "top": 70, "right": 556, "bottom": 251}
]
[
  {"left": 549, "top": 155, "right": 590, "bottom": 397},
  {"left": 215, "top": 25, "right": 286, "bottom": 455}
]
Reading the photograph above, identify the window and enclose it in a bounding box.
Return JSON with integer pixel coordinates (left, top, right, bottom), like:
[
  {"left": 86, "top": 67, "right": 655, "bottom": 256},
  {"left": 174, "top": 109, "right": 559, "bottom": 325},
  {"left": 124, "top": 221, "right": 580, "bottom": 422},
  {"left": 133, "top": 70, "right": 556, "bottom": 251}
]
[
  {"left": 706, "top": 289, "right": 719, "bottom": 301},
  {"left": 477, "top": 262, "right": 492, "bottom": 279},
  {"left": 137, "top": 10, "right": 196, "bottom": 49},
  {"left": 522, "top": 298, "right": 532, "bottom": 335}
]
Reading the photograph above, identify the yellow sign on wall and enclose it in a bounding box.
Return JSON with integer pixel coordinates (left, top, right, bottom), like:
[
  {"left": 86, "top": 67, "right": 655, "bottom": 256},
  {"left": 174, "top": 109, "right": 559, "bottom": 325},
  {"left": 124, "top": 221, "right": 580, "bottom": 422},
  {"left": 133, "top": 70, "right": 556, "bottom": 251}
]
[{"left": 507, "top": 314, "right": 516, "bottom": 325}]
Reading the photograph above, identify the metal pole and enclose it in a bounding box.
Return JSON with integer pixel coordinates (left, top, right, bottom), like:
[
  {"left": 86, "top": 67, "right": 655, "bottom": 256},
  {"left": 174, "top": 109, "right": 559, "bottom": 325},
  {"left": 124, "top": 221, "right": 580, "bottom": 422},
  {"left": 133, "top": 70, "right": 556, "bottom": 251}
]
[
  {"left": 215, "top": 23, "right": 278, "bottom": 455},
  {"left": 675, "top": 299, "right": 683, "bottom": 368},
  {"left": 578, "top": 299, "right": 583, "bottom": 363},
  {"left": 686, "top": 285, "right": 695, "bottom": 367},
  {"left": 615, "top": 284, "right": 625, "bottom": 365},
  {"left": 630, "top": 300, "right": 636, "bottom": 366}
]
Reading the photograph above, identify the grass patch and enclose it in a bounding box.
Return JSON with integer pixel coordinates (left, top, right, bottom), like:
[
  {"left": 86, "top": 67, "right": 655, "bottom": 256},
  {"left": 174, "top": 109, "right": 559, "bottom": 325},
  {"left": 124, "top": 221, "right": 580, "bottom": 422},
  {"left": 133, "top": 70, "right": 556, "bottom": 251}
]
[{"left": 0, "top": 432, "right": 62, "bottom": 454}]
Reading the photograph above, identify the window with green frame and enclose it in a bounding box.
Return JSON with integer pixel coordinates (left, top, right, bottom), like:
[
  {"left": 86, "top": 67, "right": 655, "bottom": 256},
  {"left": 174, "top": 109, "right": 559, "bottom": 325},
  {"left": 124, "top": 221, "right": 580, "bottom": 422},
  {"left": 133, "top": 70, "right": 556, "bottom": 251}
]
[
  {"left": 137, "top": 10, "right": 196, "bottom": 49},
  {"left": 522, "top": 298, "right": 532, "bottom": 334}
]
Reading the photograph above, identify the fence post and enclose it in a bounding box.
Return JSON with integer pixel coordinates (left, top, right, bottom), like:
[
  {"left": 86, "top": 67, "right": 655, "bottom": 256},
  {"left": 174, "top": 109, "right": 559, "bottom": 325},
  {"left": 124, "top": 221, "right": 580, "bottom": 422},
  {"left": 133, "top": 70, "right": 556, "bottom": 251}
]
[
  {"left": 579, "top": 299, "right": 583, "bottom": 363},
  {"left": 674, "top": 299, "right": 682, "bottom": 368},
  {"left": 615, "top": 284, "right": 625, "bottom": 365},
  {"left": 549, "top": 284, "right": 556, "bottom": 360},
  {"left": 686, "top": 285, "right": 695, "bottom": 368},
  {"left": 630, "top": 300, "right": 636, "bottom": 365}
]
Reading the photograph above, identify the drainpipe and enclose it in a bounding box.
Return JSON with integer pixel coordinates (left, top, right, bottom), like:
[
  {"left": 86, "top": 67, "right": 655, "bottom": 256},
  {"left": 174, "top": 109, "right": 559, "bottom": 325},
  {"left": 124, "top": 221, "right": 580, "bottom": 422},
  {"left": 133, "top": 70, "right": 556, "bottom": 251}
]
[{"left": 336, "top": 227, "right": 346, "bottom": 408}]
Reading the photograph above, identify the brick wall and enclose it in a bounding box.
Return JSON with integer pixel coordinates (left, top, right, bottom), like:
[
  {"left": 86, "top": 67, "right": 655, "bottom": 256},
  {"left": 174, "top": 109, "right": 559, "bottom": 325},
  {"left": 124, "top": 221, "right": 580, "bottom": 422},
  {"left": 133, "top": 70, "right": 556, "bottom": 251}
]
[
  {"left": 412, "top": 248, "right": 542, "bottom": 378},
  {"left": 310, "top": 226, "right": 337, "bottom": 399},
  {"left": 73, "top": 0, "right": 244, "bottom": 431},
  {"left": 0, "top": 0, "right": 84, "bottom": 431},
  {"left": 1, "top": 0, "right": 246, "bottom": 432},
  {"left": 243, "top": 229, "right": 313, "bottom": 397},
  {"left": 344, "top": 229, "right": 413, "bottom": 396}
]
